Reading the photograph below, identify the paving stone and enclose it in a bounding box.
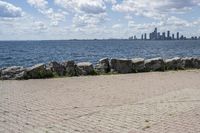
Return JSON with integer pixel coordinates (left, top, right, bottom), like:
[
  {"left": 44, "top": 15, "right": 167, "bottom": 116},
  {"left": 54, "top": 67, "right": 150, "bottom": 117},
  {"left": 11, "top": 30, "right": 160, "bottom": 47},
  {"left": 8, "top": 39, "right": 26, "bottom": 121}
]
[{"left": 1, "top": 71, "right": 200, "bottom": 133}]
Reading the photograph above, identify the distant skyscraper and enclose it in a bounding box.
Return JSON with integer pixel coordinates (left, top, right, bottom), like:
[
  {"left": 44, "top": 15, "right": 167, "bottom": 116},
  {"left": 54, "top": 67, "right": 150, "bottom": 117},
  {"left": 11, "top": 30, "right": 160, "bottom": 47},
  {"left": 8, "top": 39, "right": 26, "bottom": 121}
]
[
  {"left": 172, "top": 34, "right": 175, "bottom": 40},
  {"left": 157, "top": 32, "right": 160, "bottom": 40},
  {"left": 141, "top": 34, "right": 144, "bottom": 40},
  {"left": 128, "top": 36, "right": 133, "bottom": 40},
  {"left": 144, "top": 33, "right": 147, "bottom": 40},
  {"left": 162, "top": 32, "right": 166, "bottom": 40},
  {"left": 180, "top": 35, "right": 184, "bottom": 40},
  {"left": 149, "top": 33, "right": 152, "bottom": 40},
  {"left": 155, "top": 28, "right": 157, "bottom": 33},
  {"left": 154, "top": 28, "right": 158, "bottom": 40},
  {"left": 177, "top": 32, "right": 179, "bottom": 40},
  {"left": 167, "top": 31, "right": 170, "bottom": 39}
]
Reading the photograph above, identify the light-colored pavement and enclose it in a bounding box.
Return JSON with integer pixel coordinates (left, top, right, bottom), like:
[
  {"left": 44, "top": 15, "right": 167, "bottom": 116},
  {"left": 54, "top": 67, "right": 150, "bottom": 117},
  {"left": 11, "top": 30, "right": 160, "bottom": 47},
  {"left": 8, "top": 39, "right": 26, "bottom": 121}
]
[{"left": 1, "top": 70, "right": 200, "bottom": 133}]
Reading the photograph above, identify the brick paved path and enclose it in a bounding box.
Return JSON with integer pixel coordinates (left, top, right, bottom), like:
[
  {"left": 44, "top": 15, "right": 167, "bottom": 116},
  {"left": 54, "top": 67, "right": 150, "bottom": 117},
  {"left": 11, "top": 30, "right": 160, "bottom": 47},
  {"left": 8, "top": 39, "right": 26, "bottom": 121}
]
[{"left": 1, "top": 70, "right": 200, "bottom": 133}]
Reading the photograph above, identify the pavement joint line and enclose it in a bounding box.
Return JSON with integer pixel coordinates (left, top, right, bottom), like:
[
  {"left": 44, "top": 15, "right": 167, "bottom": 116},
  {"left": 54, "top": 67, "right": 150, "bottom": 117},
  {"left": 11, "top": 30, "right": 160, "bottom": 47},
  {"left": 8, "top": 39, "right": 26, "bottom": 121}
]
[
  {"left": 1, "top": 71, "right": 200, "bottom": 132},
  {"left": 57, "top": 110, "right": 101, "bottom": 122},
  {"left": 2, "top": 99, "right": 200, "bottom": 115},
  {"left": 127, "top": 106, "right": 200, "bottom": 133}
]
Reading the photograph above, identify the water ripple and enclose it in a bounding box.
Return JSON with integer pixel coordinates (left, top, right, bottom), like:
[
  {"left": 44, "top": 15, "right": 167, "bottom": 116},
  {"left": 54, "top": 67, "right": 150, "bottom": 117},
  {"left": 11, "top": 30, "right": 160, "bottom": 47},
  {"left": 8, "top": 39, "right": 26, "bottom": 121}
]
[{"left": 0, "top": 40, "right": 200, "bottom": 67}]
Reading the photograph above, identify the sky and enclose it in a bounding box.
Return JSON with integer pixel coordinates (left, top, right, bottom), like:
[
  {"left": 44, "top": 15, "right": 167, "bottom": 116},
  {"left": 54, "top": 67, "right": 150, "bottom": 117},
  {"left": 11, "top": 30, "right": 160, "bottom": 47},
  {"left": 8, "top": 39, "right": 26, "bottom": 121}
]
[{"left": 1, "top": 0, "right": 200, "bottom": 40}]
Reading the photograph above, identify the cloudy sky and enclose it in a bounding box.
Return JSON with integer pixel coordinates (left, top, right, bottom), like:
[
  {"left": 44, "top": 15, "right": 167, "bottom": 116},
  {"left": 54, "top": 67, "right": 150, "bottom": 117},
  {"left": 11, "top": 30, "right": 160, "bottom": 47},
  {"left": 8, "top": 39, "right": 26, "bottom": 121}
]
[{"left": 1, "top": 0, "right": 200, "bottom": 40}]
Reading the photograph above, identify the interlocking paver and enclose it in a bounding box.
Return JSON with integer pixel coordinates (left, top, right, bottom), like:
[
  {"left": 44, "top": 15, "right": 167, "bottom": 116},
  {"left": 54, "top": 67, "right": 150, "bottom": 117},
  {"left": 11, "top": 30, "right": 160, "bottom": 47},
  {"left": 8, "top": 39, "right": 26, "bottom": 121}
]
[{"left": 1, "top": 70, "right": 200, "bottom": 133}]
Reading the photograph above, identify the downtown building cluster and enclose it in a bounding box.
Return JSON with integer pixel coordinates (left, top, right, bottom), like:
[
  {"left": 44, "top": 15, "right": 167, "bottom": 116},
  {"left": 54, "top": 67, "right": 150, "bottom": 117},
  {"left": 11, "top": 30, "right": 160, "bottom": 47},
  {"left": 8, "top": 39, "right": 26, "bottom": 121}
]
[{"left": 129, "top": 28, "right": 200, "bottom": 40}]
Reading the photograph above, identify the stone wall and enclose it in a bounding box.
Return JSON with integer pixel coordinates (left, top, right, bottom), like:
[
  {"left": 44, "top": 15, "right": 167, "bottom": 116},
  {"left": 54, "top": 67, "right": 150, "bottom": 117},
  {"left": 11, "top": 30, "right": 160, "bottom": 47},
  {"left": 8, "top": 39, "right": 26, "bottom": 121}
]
[{"left": 1, "top": 57, "right": 200, "bottom": 80}]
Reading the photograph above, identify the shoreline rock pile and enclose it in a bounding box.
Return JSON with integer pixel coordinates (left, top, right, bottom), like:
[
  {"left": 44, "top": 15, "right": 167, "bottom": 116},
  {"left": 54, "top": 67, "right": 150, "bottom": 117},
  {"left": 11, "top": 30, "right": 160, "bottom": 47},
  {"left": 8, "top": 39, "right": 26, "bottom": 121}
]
[{"left": 1, "top": 57, "right": 200, "bottom": 80}]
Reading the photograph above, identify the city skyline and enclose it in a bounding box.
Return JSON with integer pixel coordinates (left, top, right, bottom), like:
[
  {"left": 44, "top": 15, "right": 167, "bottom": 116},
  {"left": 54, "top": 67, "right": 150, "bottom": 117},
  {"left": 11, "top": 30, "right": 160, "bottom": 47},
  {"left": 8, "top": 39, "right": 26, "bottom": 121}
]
[{"left": 130, "top": 28, "right": 200, "bottom": 40}]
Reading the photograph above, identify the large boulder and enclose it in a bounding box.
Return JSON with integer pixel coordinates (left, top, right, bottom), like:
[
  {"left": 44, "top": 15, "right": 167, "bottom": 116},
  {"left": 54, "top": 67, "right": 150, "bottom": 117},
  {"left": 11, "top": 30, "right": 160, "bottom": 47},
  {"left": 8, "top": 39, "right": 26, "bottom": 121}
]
[
  {"left": 145, "top": 57, "right": 165, "bottom": 72},
  {"left": 26, "top": 63, "right": 53, "bottom": 79},
  {"left": 95, "top": 58, "right": 110, "bottom": 73},
  {"left": 110, "top": 58, "right": 133, "bottom": 73},
  {"left": 182, "top": 57, "right": 200, "bottom": 69},
  {"left": 132, "top": 58, "right": 145, "bottom": 72},
  {"left": 164, "top": 57, "right": 184, "bottom": 70},
  {"left": 77, "top": 62, "right": 95, "bottom": 75},
  {"left": 62, "top": 61, "right": 77, "bottom": 76},
  {"left": 192, "top": 57, "right": 200, "bottom": 69},
  {"left": 47, "top": 61, "right": 65, "bottom": 76},
  {"left": 0, "top": 68, "right": 4, "bottom": 76},
  {"left": 0, "top": 66, "right": 26, "bottom": 80}
]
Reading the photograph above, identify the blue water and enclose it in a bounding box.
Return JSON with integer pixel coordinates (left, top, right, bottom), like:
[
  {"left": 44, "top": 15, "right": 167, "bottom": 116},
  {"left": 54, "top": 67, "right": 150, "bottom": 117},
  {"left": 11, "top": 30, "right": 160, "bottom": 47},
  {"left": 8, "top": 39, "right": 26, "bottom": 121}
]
[{"left": 0, "top": 40, "right": 200, "bottom": 67}]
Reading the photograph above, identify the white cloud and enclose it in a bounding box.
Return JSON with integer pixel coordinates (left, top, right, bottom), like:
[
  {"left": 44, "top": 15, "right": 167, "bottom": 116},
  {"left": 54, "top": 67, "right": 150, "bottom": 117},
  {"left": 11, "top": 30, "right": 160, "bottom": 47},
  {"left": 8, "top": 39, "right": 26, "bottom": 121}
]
[
  {"left": 164, "top": 16, "right": 191, "bottom": 27},
  {"left": 27, "top": 0, "right": 47, "bottom": 9},
  {"left": 73, "top": 13, "right": 107, "bottom": 28},
  {"left": 124, "top": 15, "right": 133, "bottom": 20},
  {"left": 113, "top": 0, "right": 200, "bottom": 20},
  {"left": 77, "top": 0, "right": 106, "bottom": 14},
  {"left": 104, "top": 0, "right": 117, "bottom": 4},
  {"left": 54, "top": 0, "right": 111, "bottom": 28},
  {"left": 27, "top": 0, "right": 65, "bottom": 26},
  {"left": 193, "top": 18, "right": 200, "bottom": 25},
  {"left": 40, "top": 8, "right": 66, "bottom": 26},
  {"left": 128, "top": 17, "right": 189, "bottom": 30},
  {"left": 0, "top": 1, "right": 23, "bottom": 18},
  {"left": 112, "top": 24, "right": 122, "bottom": 28},
  {"left": 54, "top": 0, "right": 110, "bottom": 14},
  {"left": 32, "top": 21, "right": 47, "bottom": 31},
  {"left": 2, "top": 0, "right": 200, "bottom": 40}
]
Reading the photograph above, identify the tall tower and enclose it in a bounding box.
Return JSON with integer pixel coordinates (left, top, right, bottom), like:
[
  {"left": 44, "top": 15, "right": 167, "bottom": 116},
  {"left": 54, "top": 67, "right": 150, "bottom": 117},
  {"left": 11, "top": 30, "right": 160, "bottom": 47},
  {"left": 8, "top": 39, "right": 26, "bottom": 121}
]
[
  {"left": 167, "top": 31, "right": 170, "bottom": 39},
  {"left": 172, "top": 34, "right": 175, "bottom": 40},
  {"left": 177, "top": 32, "right": 179, "bottom": 40},
  {"left": 162, "top": 32, "right": 166, "bottom": 40},
  {"left": 157, "top": 32, "right": 160, "bottom": 40},
  {"left": 144, "top": 33, "right": 147, "bottom": 40},
  {"left": 149, "top": 33, "right": 152, "bottom": 40},
  {"left": 154, "top": 28, "right": 158, "bottom": 40}
]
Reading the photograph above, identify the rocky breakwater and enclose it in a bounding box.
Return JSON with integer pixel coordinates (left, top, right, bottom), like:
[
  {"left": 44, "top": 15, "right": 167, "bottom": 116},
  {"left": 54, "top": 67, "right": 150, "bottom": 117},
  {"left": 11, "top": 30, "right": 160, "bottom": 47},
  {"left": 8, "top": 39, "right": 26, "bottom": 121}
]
[
  {"left": 145, "top": 57, "right": 165, "bottom": 72},
  {"left": 110, "top": 58, "right": 132, "bottom": 73},
  {"left": 1, "top": 57, "right": 200, "bottom": 80},
  {"left": 0, "top": 66, "right": 26, "bottom": 80}
]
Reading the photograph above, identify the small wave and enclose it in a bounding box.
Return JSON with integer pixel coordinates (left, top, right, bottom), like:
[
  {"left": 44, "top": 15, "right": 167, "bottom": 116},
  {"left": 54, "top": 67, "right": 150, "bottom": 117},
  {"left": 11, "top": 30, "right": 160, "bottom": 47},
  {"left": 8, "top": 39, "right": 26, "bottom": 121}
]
[{"left": 0, "top": 57, "right": 12, "bottom": 60}]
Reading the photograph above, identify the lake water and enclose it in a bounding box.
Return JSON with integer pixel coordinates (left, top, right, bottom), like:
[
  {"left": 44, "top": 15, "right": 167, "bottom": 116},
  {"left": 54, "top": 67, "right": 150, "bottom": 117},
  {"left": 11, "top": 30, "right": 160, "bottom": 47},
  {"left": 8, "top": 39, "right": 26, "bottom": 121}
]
[{"left": 0, "top": 40, "right": 200, "bottom": 67}]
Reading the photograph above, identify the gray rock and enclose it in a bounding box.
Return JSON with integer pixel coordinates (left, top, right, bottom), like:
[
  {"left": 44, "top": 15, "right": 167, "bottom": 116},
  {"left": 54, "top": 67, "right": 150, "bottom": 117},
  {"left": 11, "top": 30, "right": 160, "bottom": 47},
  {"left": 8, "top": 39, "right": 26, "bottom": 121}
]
[
  {"left": 182, "top": 57, "right": 200, "bottom": 69},
  {"left": 164, "top": 57, "right": 184, "bottom": 70},
  {"left": 0, "top": 68, "right": 4, "bottom": 76},
  {"left": 110, "top": 58, "right": 132, "bottom": 73},
  {"left": 62, "top": 61, "right": 77, "bottom": 76},
  {"left": 77, "top": 62, "right": 95, "bottom": 75},
  {"left": 192, "top": 57, "right": 200, "bottom": 69},
  {"left": 145, "top": 57, "right": 165, "bottom": 71},
  {"left": 132, "top": 58, "right": 145, "bottom": 72},
  {"left": 95, "top": 58, "right": 110, "bottom": 73},
  {"left": 26, "top": 63, "right": 53, "bottom": 79},
  {"left": 1, "top": 66, "right": 22, "bottom": 74},
  {"left": 0, "top": 66, "right": 26, "bottom": 80},
  {"left": 47, "top": 61, "right": 65, "bottom": 76},
  {"left": 15, "top": 71, "right": 27, "bottom": 80}
]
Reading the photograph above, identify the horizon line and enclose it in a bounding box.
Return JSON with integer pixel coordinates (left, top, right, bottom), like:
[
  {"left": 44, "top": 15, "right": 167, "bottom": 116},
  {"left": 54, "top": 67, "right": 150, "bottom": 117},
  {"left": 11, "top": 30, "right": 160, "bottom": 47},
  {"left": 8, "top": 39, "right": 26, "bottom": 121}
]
[{"left": 0, "top": 39, "right": 200, "bottom": 41}]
